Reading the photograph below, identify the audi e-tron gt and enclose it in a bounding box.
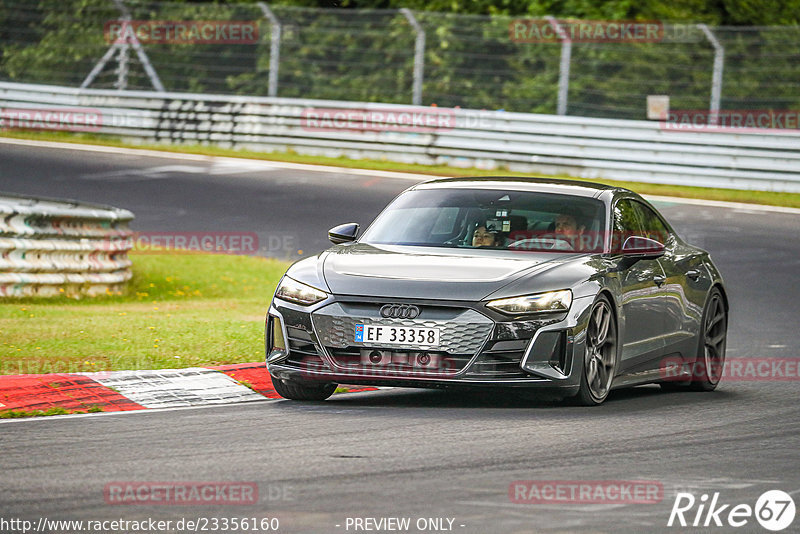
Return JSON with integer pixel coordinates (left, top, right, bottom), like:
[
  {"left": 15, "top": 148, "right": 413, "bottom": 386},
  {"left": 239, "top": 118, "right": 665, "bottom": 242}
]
[{"left": 265, "top": 177, "right": 728, "bottom": 405}]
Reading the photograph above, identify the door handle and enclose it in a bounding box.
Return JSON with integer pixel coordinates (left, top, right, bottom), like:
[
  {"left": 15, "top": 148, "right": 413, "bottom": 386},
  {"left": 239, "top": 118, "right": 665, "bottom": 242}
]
[
  {"left": 653, "top": 275, "right": 666, "bottom": 286},
  {"left": 686, "top": 269, "right": 702, "bottom": 281}
]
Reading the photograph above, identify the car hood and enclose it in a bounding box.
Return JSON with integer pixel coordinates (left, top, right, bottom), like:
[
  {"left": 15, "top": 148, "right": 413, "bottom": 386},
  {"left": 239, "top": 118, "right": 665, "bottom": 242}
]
[{"left": 320, "top": 243, "right": 573, "bottom": 301}]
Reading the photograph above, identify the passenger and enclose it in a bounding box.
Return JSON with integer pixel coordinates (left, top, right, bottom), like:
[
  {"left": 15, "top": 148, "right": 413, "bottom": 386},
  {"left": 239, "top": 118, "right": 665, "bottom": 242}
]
[{"left": 472, "top": 226, "right": 498, "bottom": 248}]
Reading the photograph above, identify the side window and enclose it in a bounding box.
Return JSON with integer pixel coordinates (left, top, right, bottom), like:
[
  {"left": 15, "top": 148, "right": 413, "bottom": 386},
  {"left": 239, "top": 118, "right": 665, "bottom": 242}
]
[
  {"left": 632, "top": 202, "right": 671, "bottom": 244},
  {"left": 612, "top": 199, "right": 643, "bottom": 252}
]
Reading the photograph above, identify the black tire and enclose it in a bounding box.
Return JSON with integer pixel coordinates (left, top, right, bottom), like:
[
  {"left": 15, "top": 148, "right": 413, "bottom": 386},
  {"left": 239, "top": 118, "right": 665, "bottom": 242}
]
[
  {"left": 689, "top": 288, "right": 727, "bottom": 392},
  {"left": 572, "top": 295, "right": 618, "bottom": 406},
  {"left": 271, "top": 378, "right": 337, "bottom": 401},
  {"left": 659, "top": 380, "right": 689, "bottom": 391}
]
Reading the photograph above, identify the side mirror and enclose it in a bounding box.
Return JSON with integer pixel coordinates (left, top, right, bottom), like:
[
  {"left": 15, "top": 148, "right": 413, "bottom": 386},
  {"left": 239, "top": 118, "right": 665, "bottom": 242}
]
[
  {"left": 621, "top": 236, "right": 665, "bottom": 259},
  {"left": 328, "top": 223, "right": 359, "bottom": 244}
]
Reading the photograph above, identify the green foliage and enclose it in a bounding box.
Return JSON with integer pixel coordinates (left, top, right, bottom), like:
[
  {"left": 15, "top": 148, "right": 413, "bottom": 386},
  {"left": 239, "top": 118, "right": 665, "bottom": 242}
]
[
  {"left": 1, "top": 1, "right": 798, "bottom": 118},
  {"left": 722, "top": 0, "right": 800, "bottom": 25}
]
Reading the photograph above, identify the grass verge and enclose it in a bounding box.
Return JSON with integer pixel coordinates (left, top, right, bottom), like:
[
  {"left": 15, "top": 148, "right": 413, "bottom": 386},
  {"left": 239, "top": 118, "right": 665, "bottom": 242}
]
[
  {"left": 3, "top": 130, "right": 799, "bottom": 208},
  {"left": 0, "top": 406, "right": 104, "bottom": 418},
  {"left": 0, "top": 252, "right": 289, "bottom": 375}
]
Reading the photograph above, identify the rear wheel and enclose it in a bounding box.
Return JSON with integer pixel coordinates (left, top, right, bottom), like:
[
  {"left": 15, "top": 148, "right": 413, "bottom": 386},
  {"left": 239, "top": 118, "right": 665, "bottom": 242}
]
[
  {"left": 689, "top": 288, "right": 727, "bottom": 391},
  {"left": 271, "top": 378, "right": 337, "bottom": 401},
  {"left": 572, "top": 295, "right": 618, "bottom": 406}
]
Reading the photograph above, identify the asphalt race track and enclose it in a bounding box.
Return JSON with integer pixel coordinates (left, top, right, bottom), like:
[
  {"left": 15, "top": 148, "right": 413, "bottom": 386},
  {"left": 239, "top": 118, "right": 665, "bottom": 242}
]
[{"left": 1, "top": 140, "right": 799, "bottom": 533}]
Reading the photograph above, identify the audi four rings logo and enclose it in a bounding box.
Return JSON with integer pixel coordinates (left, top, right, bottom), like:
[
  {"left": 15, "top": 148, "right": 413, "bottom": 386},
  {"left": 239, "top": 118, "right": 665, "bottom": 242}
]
[{"left": 380, "top": 304, "right": 420, "bottom": 319}]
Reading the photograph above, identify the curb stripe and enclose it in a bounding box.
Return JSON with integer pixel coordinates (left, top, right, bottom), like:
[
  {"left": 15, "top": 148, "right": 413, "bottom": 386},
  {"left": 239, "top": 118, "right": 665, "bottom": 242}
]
[
  {"left": 0, "top": 363, "right": 381, "bottom": 417},
  {"left": 0, "top": 374, "right": 145, "bottom": 413},
  {"left": 210, "top": 362, "right": 380, "bottom": 396},
  {"left": 88, "top": 368, "right": 266, "bottom": 409},
  {"left": 209, "top": 363, "right": 282, "bottom": 399}
]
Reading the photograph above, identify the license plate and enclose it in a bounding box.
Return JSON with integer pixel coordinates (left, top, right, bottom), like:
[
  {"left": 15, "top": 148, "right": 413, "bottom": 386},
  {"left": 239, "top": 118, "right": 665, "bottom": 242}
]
[{"left": 355, "top": 324, "right": 440, "bottom": 347}]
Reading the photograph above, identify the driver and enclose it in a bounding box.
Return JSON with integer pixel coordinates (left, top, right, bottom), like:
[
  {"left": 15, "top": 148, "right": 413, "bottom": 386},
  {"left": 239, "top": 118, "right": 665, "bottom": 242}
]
[
  {"left": 554, "top": 213, "right": 585, "bottom": 238},
  {"left": 553, "top": 208, "right": 589, "bottom": 250}
]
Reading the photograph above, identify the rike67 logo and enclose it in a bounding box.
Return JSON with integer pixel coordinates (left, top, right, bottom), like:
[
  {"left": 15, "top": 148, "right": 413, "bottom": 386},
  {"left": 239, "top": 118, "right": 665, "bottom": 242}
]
[{"left": 668, "top": 490, "right": 795, "bottom": 531}]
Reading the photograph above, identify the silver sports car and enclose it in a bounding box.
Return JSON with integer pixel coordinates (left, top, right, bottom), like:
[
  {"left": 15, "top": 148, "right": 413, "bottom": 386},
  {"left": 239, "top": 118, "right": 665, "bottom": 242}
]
[{"left": 265, "top": 177, "right": 728, "bottom": 405}]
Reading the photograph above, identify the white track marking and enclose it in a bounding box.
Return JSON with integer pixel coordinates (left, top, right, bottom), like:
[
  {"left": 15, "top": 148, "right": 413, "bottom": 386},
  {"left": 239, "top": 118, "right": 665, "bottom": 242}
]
[
  {"left": 5, "top": 136, "right": 798, "bottom": 214},
  {"left": 643, "top": 194, "right": 800, "bottom": 215},
  {"left": 0, "top": 137, "right": 433, "bottom": 181},
  {"left": 88, "top": 368, "right": 265, "bottom": 408}
]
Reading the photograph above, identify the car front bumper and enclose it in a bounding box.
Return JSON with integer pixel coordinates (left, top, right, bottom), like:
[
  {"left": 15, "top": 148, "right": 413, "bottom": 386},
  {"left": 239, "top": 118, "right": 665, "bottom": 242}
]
[{"left": 266, "top": 294, "right": 592, "bottom": 393}]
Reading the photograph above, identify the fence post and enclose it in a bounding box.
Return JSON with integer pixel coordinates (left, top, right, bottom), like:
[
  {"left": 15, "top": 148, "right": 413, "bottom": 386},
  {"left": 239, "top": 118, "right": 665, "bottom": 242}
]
[
  {"left": 546, "top": 16, "right": 571, "bottom": 116},
  {"left": 400, "top": 8, "right": 425, "bottom": 106},
  {"left": 258, "top": 2, "right": 281, "bottom": 98},
  {"left": 697, "top": 24, "right": 724, "bottom": 123},
  {"left": 115, "top": 35, "right": 130, "bottom": 90},
  {"left": 81, "top": 0, "right": 164, "bottom": 91},
  {"left": 113, "top": 0, "right": 164, "bottom": 92}
]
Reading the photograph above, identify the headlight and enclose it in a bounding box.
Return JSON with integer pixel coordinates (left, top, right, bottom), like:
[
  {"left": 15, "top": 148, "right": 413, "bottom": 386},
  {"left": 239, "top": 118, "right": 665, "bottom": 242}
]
[
  {"left": 487, "top": 289, "right": 572, "bottom": 315},
  {"left": 275, "top": 276, "right": 329, "bottom": 306}
]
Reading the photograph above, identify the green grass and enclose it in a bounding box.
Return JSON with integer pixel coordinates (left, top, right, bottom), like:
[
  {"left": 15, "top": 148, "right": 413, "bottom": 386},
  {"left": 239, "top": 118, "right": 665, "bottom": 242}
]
[
  {"left": 0, "top": 252, "right": 289, "bottom": 375},
  {"left": 3, "top": 130, "right": 799, "bottom": 208},
  {"left": 0, "top": 405, "right": 104, "bottom": 418},
  {"left": 0, "top": 406, "right": 70, "bottom": 418}
]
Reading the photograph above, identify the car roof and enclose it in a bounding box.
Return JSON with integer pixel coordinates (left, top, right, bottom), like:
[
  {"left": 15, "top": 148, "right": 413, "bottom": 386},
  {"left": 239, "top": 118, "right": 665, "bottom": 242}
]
[{"left": 412, "top": 176, "right": 622, "bottom": 199}]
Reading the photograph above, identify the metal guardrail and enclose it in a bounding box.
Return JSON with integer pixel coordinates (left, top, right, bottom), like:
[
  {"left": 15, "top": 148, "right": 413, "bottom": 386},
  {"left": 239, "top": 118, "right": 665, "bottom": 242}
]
[
  {"left": 0, "top": 192, "right": 134, "bottom": 297},
  {"left": 2, "top": 81, "right": 800, "bottom": 192}
]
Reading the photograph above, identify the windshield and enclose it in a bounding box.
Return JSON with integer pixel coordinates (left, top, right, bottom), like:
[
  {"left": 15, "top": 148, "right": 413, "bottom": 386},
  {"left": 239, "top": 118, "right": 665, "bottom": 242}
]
[{"left": 360, "top": 188, "right": 607, "bottom": 253}]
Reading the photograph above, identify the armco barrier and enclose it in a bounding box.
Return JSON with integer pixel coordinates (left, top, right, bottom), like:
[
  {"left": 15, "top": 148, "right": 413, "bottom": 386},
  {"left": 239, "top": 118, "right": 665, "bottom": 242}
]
[
  {"left": 0, "top": 193, "right": 134, "bottom": 297},
  {"left": 2, "top": 81, "right": 800, "bottom": 192}
]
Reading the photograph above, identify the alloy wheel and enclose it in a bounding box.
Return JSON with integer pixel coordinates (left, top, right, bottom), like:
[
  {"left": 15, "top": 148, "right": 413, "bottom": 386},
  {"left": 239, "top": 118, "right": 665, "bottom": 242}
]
[
  {"left": 585, "top": 299, "right": 617, "bottom": 402},
  {"left": 700, "top": 292, "right": 726, "bottom": 385}
]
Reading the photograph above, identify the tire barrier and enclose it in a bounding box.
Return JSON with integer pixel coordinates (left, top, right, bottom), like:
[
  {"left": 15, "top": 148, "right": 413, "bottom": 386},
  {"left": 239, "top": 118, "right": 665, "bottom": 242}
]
[{"left": 0, "top": 193, "right": 134, "bottom": 297}]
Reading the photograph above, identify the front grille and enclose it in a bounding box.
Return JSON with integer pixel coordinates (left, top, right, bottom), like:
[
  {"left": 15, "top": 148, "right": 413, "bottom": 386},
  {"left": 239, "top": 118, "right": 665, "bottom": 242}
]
[
  {"left": 312, "top": 302, "right": 493, "bottom": 355},
  {"left": 308, "top": 301, "right": 493, "bottom": 378},
  {"left": 465, "top": 339, "right": 529, "bottom": 378},
  {"left": 283, "top": 326, "right": 330, "bottom": 371}
]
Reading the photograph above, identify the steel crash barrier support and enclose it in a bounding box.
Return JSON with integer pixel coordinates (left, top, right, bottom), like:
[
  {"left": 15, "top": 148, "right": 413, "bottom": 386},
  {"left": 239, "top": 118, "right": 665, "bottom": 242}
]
[
  {"left": 0, "top": 193, "right": 134, "bottom": 297},
  {"left": 1, "top": 82, "right": 800, "bottom": 192}
]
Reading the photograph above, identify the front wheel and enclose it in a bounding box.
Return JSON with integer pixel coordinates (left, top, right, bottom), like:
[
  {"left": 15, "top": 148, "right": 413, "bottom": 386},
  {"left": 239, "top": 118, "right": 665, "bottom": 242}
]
[
  {"left": 572, "top": 295, "right": 618, "bottom": 406},
  {"left": 271, "top": 378, "right": 337, "bottom": 401},
  {"left": 689, "top": 288, "right": 727, "bottom": 391}
]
